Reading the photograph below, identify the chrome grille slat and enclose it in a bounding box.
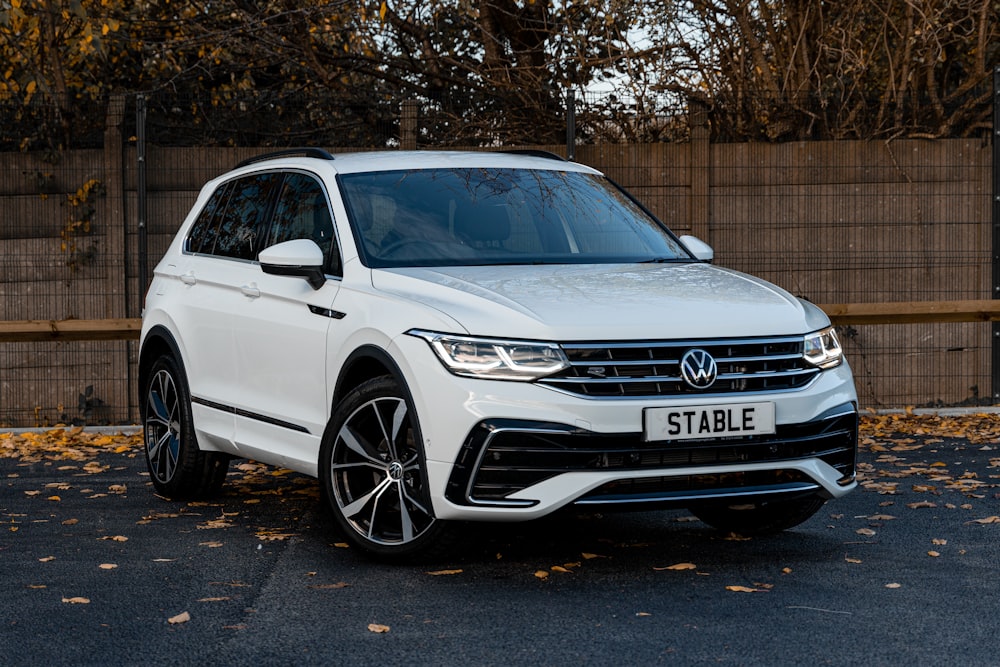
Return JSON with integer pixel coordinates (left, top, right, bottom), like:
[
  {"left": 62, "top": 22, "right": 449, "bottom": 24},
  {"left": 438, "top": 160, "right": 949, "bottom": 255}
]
[{"left": 540, "top": 336, "right": 819, "bottom": 398}]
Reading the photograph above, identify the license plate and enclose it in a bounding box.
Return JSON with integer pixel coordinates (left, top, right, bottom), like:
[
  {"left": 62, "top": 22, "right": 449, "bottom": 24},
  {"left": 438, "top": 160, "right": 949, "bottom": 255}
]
[{"left": 643, "top": 402, "right": 776, "bottom": 442}]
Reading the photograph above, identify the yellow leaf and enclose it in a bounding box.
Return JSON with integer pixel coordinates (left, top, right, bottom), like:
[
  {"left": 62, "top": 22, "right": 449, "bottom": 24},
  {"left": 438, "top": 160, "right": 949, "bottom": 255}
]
[
  {"left": 62, "top": 597, "right": 90, "bottom": 604},
  {"left": 47, "top": 495, "right": 61, "bottom": 502},
  {"left": 534, "top": 570, "right": 549, "bottom": 580},
  {"left": 379, "top": 0, "right": 387, "bottom": 21},
  {"left": 168, "top": 611, "right": 190, "bottom": 624},
  {"left": 25, "top": 80, "right": 36, "bottom": 94},
  {"left": 426, "top": 569, "right": 463, "bottom": 576},
  {"left": 368, "top": 623, "right": 390, "bottom": 633},
  {"left": 725, "top": 585, "right": 765, "bottom": 593},
  {"left": 98, "top": 563, "right": 117, "bottom": 570},
  {"left": 654, "top": 562, "right": 697, "bottom": 571},
  {"left": 581, "top": 552, "right": 605, "bottom": 560}
]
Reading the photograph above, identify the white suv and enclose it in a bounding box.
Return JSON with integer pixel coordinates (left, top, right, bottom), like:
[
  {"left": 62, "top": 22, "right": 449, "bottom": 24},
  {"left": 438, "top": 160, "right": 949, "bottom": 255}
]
[{"left": 139, "top": 149, "right": 857, "bottom": 559}]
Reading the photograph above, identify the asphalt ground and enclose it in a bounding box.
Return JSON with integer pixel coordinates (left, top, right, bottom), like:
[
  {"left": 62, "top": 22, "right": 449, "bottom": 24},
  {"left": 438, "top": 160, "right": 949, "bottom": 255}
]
[{"left": 1, "top": 414, "right": 999, "bottom": 666}]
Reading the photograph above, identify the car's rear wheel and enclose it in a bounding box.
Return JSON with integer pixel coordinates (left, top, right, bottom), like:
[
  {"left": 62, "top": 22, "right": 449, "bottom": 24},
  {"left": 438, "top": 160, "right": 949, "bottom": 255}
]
[
  {"left": 690, "top": 496, "right": 826, "bottom": 536},
  {"left": 142, "top": 355, "right": 228, "bottom": 499},
  {"left": 321, "top": 375, "right": 452, "bottom": 561}
]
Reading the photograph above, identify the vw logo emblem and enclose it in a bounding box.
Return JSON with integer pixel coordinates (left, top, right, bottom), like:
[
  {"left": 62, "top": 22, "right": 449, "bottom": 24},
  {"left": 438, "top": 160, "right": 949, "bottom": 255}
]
[{"left": 680, "top": 349, "right": 718, "bottom": 389}]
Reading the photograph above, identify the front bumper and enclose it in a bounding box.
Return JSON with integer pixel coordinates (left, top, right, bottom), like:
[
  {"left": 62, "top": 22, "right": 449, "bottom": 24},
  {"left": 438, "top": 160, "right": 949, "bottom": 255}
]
[{"left": 438, "top": 402, "right": 857, "bottom": 518}]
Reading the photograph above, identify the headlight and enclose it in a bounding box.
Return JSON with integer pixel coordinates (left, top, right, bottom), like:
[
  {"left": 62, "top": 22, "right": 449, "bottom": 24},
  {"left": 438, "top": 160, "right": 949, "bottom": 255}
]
[
  {"left": 803, "top": 327, "right": 843, "bottom": 369},
  {"left": 409, "top": 330, "right": 569, "bottom": 381}
]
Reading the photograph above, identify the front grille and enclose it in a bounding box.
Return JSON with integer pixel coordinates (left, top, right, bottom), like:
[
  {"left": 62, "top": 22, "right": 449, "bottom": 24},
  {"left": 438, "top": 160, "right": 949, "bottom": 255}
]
[
  {"left": 445, "top": 406, "right": 857, "bottom": 507},
  {"left": 539, "top": 337, "right": 818, "bottom": 398}
]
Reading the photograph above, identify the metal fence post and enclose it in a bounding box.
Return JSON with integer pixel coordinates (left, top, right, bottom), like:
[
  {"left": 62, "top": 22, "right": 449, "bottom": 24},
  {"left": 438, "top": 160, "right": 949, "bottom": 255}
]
[
  {"left": 136, "top": 94, "right": 148, "bottom": 305},
  {"left": 993, "top": 66, "right": 1000, "bottom": 401},
  {"left": 565, "top": 89, "right": 576, "bottom": 161}
]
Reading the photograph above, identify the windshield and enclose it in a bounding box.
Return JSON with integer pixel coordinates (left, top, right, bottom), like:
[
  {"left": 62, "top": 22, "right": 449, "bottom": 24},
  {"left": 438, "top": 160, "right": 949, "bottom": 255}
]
[{"left": 339, "top": 167, "right": 692, "bottom": 268}]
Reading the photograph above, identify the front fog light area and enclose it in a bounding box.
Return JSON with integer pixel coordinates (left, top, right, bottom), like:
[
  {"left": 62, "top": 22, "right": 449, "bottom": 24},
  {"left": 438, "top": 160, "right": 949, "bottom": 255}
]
[
  {"left": 409, "top": 330, "right": 569, "bottom": 380},
  {"left": 803, "top": 327, "right": 843, "bottom": 369}
]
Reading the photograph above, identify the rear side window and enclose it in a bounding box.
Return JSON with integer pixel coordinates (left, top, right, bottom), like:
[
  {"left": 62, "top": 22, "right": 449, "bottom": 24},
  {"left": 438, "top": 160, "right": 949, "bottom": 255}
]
[
  {"left": 213, "top": 173, "right": 282, "bottom": 261},
  {"left": 187, "top": 183, "right": 232, "bottom": 255}
]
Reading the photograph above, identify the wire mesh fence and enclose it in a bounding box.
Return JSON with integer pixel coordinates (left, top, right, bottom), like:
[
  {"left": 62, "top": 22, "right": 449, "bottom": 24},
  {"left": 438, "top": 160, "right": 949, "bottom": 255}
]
[{"left": 0, "top": 88, "right": 995, "bottom": 425}]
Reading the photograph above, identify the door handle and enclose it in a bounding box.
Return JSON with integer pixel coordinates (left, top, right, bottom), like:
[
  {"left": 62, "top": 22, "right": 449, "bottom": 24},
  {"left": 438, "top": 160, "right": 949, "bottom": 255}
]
[
  {"left": 180, "top": 272, "right": 196, "bottom": 285},
  {"left": 241, "top": 283, "right": 261, "bottom": 298}
]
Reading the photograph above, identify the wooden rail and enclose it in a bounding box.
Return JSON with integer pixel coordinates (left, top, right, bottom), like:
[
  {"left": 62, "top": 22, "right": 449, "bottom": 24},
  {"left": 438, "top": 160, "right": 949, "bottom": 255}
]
[
  {"left": 2, "top": 300, "right": 1000, "bottom": 342},
  {"left": 0, "top": 318, "right": 142, "bottom": 342}
]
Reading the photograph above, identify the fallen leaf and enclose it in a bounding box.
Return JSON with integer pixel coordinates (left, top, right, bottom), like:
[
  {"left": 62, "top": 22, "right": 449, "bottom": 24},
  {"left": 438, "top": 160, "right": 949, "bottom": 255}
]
[
  {"left": 98, "top": 563, "right": 117, "bottom": 570},
  {"left": 581, "top": 552, "right": 605, "bottom": 560},
  {"left": 654, "top": 562, "right": 697, "bottom": 571},
  {"left": 885, "top": 583, "right": 902, "bottom": 589},
  {"left": 197, "top": 597, "right": 231, "bottom": 602},
  {"left": 845, "top": 557, "right": 863, "bottom": 564},
  {"left": 967, "top": 516, "right": 1000, "bottom": 525},
  {"left": 62, "top": 597, "right": 90, "bottom": 604},
  {"left": 550, "top": 566, "right": 572, "bottom": 574},
  {"left": 99, "top": 535, "right": 128, "bottom": 542},
  {"left": 199, "top": 541, "right": 224, "bottom": 548},
  {"left": 38, "top": 556, "right": 56, "bottom": 563},
  {"left": 726, "top": 585, "right": 767, "bottom": 593},
  {"left": 47, "top": 496, "right": 61, "bottom": 502},
  {"left": 927, "top": 551, "right": 940, "bottom": 557},
  {"left": 867, "top": 514, "right": 896, "bottom": 521},
  {"left": 635, "top": 612, "right": 652, "bottom": 617},
  {"left": 855, "top": 528, "right": 876, "bottom": 536},
  {"left": 782, "top": 567, "right": 793, "bottom": 574},
  {"left": 61, "top": 518, "right": 79, "bottom": 526},
  {"left": 168, "top": 611, "right": 190, "bottom": 624},
  {"left": 932, "top": 538, "right": 947, "bottom": 546},
  {"left": 308, "top": 582, "right": 350, "bottom": 590},
  {"left": 367, "top": 623, "right": 390, "bottom": 633},
  {"left": 534, "top": 570, "right": 549, "bottom": 580},
  {"left": 426, "top": 569, "right": 464, "bottom": 576},
  {"left": 907, "top": 501, "right": 937, "bottom": 509}
]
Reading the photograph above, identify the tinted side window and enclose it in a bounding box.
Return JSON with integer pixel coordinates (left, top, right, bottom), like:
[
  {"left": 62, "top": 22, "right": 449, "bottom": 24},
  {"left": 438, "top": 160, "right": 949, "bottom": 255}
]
[
  {"left": 186, "top": 182, "right": 232, "bottom": 254},
  {"left": 214, "top": 173, "right": 282, "bottom": 261},
  {"left": 267, "top": 173, "right": 340, "bottom": 275}
]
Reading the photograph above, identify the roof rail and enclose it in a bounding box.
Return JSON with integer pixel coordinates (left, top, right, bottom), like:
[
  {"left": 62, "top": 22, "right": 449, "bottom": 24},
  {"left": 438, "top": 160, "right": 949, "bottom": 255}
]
[
  {"left": 500, "top": 149, "right": 567, "bottom": 162},
  {"left": 235, "top": 148, "right": 335, "bottom": 169}
]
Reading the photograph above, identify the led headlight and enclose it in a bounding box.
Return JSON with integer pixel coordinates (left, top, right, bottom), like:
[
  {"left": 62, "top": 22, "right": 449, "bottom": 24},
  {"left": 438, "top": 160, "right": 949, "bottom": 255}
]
[
  {"left": 409, "top": 330, "right": 569, "bottom": 381},
  {"left": 803, "top": 327, "right": 843, "bottom": 369}
]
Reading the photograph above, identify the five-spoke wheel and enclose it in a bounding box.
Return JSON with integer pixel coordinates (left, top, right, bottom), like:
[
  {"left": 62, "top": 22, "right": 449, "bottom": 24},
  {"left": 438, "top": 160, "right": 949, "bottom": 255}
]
[
  {"left": 322, "top": 376, "right": 451, "bottom": 560},
  {"left": 142, "top": 355, "right": 228, "bottom": 499}
]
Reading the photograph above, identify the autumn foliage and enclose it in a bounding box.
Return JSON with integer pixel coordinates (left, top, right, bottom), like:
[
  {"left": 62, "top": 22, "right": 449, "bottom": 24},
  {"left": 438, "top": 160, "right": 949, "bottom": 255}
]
[{"left": 1, "top": 0, "right": 996, "bottom": 150}]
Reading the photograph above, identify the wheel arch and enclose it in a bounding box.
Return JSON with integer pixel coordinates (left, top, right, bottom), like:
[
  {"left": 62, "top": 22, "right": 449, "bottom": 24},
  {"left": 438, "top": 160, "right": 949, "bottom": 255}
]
[{"left": 138, "top": 325, "right": 186, "bottom": 415}]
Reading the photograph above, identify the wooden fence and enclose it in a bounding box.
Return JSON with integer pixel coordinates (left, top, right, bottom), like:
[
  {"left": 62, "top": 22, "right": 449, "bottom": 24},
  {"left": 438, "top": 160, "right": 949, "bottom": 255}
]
[{"left": 0, "top": 99, "right": 992, "bottom": 425}]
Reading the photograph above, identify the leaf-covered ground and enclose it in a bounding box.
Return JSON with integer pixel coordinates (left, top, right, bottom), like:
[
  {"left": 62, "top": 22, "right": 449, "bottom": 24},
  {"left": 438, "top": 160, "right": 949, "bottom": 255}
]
[{"left": 2, "top": 415, "right": 999, "bottom": 664}]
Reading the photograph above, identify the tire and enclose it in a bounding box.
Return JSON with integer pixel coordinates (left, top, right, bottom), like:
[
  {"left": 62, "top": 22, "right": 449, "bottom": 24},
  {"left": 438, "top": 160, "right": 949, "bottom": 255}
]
[
  {"left": 142, "top": 354, "right": 228, "bottom": 500},
  {"left": 690, "top": 496, "right": 826, "bottom": 536},
  {"left": 320, "top": 375, "right": 453, "bottom": 561}
]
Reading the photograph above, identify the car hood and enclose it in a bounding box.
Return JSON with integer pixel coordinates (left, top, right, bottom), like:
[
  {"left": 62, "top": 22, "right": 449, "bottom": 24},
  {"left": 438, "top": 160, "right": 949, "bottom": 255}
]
[{"left": 371, "top": 263, "right": 829, "bottom": 340}]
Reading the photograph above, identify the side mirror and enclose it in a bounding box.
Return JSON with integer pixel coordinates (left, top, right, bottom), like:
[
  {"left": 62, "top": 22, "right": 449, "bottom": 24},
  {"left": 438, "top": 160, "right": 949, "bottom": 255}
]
[
  {"left": 679, "top": 235, "right": 714, "bottom": 262},
  {"left": 259, "top": 239, "right": 326, "bottom": 290}
]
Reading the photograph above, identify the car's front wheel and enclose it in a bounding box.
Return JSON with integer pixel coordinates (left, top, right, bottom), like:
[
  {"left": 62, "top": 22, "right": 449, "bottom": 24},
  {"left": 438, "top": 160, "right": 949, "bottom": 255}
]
[
  {"left": 142, "top": 354, "right": 228, "bottom": 499},
  {"left": 690, "top": 496, "right": 826, "bottom": 536},
  {"left": 320, "top": 375, "right": 452, "bottom": 561}
]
